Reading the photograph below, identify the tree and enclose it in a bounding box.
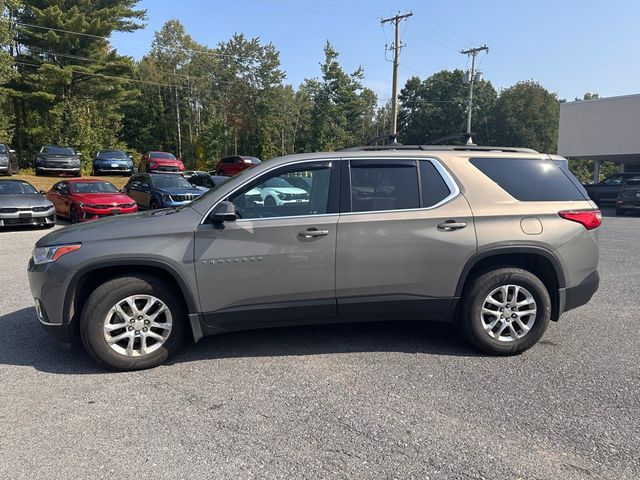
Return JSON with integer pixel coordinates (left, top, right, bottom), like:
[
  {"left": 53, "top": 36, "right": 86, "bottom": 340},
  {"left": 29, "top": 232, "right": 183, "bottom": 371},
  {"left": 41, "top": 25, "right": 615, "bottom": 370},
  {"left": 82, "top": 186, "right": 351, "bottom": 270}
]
[
  {"left": 492, "top": 81, "right": 560, "bottom": 152},
  {"left": 398, "top": 69, "right": 497, "bottom": 145},
  {"left": 4, "top": 0, "right": 145, "bottom": 168},
  {"left": 303, "top": 41, "right": 377, "bottom": 151}
]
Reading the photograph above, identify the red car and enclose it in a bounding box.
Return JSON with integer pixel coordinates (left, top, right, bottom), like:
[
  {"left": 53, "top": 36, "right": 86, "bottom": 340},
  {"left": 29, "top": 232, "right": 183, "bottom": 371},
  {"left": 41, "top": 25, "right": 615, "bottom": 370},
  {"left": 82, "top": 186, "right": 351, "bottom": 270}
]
[
  {"left": 142, "top": 151, "right": 185, "bottom": 173},
  {"left": 47, "top": 179, "right": 137, "bottom": 223},
  {"left": 215, "top": 155, "right": 261, "bottom": 176}
]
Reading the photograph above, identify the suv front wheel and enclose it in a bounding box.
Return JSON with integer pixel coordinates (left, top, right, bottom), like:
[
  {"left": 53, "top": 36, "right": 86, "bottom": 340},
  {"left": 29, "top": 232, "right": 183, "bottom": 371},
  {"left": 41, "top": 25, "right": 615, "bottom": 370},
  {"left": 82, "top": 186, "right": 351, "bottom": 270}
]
[
  {"left": 460, "top": 268, "right": 551, "bottom": 355},
  {"left": 80, "top": 274, "right": 185, "bottom": 370}
]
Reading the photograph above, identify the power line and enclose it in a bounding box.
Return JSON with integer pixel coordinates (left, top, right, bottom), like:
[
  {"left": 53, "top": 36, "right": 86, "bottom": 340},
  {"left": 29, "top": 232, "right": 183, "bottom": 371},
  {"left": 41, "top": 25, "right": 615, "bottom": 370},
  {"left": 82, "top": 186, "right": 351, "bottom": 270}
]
[
  {"left": 414, "top": 12, "right": 479, "bottom": 47},
  {"left": 3, "top": 18, "right": 265, "bottom": 62},
  {"left": 14, "top": 60, "right": 179, "bottom": 88}
]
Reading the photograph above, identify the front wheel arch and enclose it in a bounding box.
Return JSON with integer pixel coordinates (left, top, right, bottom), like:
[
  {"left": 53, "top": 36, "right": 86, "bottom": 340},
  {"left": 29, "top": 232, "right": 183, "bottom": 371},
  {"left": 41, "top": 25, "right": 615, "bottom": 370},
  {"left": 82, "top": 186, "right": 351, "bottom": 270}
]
[{"left": 67, "top": 262, "right": 200, "bottom": 342}]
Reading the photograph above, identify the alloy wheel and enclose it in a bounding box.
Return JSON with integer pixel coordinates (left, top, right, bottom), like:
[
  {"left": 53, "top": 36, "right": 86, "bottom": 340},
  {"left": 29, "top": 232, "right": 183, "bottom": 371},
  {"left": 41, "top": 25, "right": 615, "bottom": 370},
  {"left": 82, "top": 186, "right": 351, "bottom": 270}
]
[
  {"left": 103, "top": 294, "right": 173, "bottom": 357},
  {"left": 479, "top": 284, "right": 537, "bottom": 342}
]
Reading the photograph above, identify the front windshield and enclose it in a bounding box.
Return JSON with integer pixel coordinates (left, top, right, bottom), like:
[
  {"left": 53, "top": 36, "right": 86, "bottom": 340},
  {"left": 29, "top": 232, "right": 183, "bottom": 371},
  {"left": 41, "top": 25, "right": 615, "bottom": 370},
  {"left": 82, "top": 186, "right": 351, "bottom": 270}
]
[
  {"left": 98, "top": 150, "right": 127, "bottom": 159},
  {"left": 264, "top": 177, "right": 292, "bottom": 188},
  {"left": 0, "top": 181, "right": 37, "bottom": 194},
  {"left": 190, "top": 164, "right": 257, "bottom": 207},
  {"left": 152, "top": 175, "right": 192, "bottom": 189},
  {"left": 42, "top": 146, "right": 74, "bottom": 155},
  {"left": 150, "top": 152, "right": 176, "bottom": 160},
  {"left": 71, "top": 181, "right": 119, "bottom": 194}
]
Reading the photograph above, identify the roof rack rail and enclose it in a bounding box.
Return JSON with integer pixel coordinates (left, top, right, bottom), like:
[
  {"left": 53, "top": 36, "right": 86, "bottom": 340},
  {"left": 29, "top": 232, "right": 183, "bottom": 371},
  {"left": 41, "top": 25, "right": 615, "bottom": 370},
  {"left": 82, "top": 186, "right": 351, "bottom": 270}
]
[{"left": 339, "top": 145, "right": 539, "bottom": 153}]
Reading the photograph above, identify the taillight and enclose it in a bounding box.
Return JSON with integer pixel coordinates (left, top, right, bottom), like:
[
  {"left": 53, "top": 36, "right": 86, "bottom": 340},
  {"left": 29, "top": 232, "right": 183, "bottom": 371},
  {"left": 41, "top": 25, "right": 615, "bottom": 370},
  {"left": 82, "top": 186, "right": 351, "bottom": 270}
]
[{"left": 558, "top": 209, "right": 602, "bottom": 230}]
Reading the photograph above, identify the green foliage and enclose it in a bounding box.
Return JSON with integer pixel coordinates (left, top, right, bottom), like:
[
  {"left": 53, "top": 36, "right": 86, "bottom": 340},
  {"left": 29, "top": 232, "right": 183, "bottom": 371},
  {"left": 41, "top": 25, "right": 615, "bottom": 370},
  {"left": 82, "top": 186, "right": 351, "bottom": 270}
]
[
  {"left": 492, "top": 81, "right": 560, "bottom": 152},
  {"left": 399, "top": 70, "right": 497, "bottom": 144}
]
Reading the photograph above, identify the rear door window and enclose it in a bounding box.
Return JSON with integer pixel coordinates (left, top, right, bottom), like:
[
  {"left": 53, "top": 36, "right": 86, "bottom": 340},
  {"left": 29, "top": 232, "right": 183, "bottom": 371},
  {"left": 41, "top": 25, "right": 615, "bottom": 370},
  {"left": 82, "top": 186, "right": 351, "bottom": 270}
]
[
  {"left": 349, "top": 160, "right": 420, "bottom": 212},
  {"left": 470, "top": 158, "right": 588, "bottom": 201}
]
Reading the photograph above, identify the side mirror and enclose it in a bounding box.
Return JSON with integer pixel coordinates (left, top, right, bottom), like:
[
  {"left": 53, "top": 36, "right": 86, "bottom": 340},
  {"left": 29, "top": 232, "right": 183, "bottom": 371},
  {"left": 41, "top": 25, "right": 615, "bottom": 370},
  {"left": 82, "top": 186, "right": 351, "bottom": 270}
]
[
  {"left": 39, "top": 190, "right": 46, "bottom": 195},
  {"left": 9, "top": 149, "right": 15, "bottom": 153},
  {"left": 76, "top": 152, "right": 83, "bottom": 157},
  {"left": 209, "top": 201, "right": 236, "bottom": 223}
]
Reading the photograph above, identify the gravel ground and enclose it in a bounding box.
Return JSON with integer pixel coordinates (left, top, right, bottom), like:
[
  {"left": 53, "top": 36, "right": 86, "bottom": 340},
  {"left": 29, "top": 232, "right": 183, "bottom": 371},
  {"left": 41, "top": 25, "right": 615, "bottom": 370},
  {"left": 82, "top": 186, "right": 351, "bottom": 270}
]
[{"left": 0, "top": 213, "right": 638, "bottom": 480}]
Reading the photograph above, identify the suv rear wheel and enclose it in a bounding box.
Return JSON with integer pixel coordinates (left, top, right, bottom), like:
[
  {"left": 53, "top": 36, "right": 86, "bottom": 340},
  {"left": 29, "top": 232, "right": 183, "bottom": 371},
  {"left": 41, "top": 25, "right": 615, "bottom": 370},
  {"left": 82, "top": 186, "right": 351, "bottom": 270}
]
[
  {"left": 460, "top": 268, "right": 551, "bottom": 355},
  {"left": 80, "top": 274, "right": 185, "bottom": 370}
]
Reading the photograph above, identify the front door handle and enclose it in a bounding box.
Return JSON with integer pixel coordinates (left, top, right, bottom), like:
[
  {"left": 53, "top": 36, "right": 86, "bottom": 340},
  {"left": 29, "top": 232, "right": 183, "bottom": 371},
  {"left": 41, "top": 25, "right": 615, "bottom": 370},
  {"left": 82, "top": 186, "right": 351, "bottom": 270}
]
[
  {"left": 298, "top": 228, "right": 329, "bottom": 238},
  {"left": 437, "top": 220, "right": 467, "bottom": 231}
]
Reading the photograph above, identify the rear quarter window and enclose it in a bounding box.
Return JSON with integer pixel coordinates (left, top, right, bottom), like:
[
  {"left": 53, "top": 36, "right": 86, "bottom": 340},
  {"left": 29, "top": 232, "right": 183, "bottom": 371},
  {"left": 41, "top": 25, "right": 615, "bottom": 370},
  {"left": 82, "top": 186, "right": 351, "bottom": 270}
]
[{"left": 470, "top": 157, "right": 588, "bottom": 202}]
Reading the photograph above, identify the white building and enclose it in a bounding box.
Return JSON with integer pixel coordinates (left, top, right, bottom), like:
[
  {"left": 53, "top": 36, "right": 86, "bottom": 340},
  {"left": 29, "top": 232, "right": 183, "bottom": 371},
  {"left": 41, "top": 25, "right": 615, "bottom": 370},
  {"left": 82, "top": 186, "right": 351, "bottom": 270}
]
[{"left": 558, "top": 94, "right": 640, "bottom": 181}]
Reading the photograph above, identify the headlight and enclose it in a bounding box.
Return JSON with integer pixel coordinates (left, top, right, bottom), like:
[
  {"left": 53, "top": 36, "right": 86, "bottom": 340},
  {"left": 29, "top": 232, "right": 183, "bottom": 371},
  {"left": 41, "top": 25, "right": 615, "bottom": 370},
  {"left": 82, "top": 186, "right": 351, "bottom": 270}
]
[
  {"left": 32, "top": 244, "right": 81, "bottom": 265},
  {"left": 0, "top": 155, "right": 8, "bottom": 165},
  {"left": 71, "top": 158, "right": 81, "bottom": 166},
  {"left": 277, "top": 192, "right": 286, "bottom": 199}
]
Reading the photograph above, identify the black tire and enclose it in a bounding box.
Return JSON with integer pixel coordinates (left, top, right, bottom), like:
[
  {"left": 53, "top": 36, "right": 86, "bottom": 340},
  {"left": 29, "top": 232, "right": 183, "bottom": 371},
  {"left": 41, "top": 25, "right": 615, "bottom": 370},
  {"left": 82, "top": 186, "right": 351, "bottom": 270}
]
[
  {"left": 80, "top": 274, "right": 186, "bottom": 371},
  {"left": 460, "top": 268, "right": 551, "bottom": 355},
  {"left": 264, "top": 196, "right": 276, "bottom": 207},
  {"left": 616, "top": 207, "right": 626, "bottom": 216},
  {"left": 69, "top": 205, "right": 79, "bottom": 224},
  {"left": 35, "top": 168, "right": 42, "bottom": 176},
  {"left": 149, "top": 198, "right": 160, "bottom": 210}
]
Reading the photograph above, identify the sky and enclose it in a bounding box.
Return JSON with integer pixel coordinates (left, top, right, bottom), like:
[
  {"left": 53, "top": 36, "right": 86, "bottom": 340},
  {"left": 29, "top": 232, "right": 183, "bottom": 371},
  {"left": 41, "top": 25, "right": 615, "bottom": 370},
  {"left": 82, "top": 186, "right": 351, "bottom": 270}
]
[{"left": 112, "top": 0, "right": 640, "bottom": 103}]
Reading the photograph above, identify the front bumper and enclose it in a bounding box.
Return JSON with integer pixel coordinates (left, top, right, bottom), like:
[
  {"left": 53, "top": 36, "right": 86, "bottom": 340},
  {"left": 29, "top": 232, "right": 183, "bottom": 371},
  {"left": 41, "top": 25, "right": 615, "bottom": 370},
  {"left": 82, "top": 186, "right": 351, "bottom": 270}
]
[
  {"left": 28, "top": 259, "right": 75, "bottom": 345},
  {"left": 77, "top": 205, "right": 138, "bottom": 222},
  {"left": 94, "top": 163, "right": 133, "bottom": 174},
  {"left": 617, "top": 199, "right": 640, "bottom": 210},
  {"left": 0, "top": 208, "right": 56, "bottom": 227},
  {"left": 36, "top": 165, "right": 81, "bottom": 173}
]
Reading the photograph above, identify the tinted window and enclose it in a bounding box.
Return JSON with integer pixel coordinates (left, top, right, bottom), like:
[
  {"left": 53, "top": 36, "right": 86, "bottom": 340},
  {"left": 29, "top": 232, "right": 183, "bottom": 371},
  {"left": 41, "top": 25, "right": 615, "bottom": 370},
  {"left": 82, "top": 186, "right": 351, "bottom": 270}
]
[
  {"left": 71, "top": 182, "right": 118, "bottom": 194},
  {"left": 602, "top": 175, "right": 622, "bottom": 185},
  {"left": 97, "top": 150, "right": 127, "bottom": 159},
  {"left": 419, "top": 160, "right": 451, "bottom": 207},
  {"left": 350, "top": 161, "right": 419, "bottom": 212},
  {"left": 150, "top": 152, "right": 176, "bottom": 160},
  {"left": 42, "top": 146, "right": 74, "bottom": 155},
  {"left": 470, "top": 158, "right": 587, "bottom": 202},
  {"left": 0, "top": 181, "right": 37, "bottom": 194},
  {"left": 151, "top": 175, "right": 192, "bottom": 189},
  {"left": 229, "top": 164, "right": 332, "bottom": 219}
]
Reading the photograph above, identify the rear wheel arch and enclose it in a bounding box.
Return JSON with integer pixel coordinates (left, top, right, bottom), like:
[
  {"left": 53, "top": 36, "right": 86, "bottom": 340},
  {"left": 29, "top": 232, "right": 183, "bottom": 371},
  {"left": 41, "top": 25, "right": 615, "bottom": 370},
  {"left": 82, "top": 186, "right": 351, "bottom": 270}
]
[
  {"left": 66, "top": 261, "right": 199, "bottom": 339},
  {"left": 456, "top": 247, "right": 564, "bottom": 321}
]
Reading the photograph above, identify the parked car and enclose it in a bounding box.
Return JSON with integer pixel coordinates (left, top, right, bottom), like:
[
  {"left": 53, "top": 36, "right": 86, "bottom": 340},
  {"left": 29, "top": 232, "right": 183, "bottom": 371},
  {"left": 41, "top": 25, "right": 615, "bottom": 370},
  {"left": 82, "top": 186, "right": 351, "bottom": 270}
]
[
  {"left": 124, "top": 173, "right": 203, "bottom": 209},
  {"left": 141, "top": 151, "right": 185, "bottom": 173},
  {"left": 255, "top": 177, "right": 309, "bottom": 206},
  {"left": 92, "top": 150, "right": 135, "bottom": 176},
  {"left": 184, "top": 171, "right": 229, "bottom": 190},
  {"left": 34, "top": 145, "right": 82, "bottom": 177},
  {"left": 583, "top": 173, "right": 638, "bottom": 206},
  {"left": 0, "top": 179, "right": 55, "bottom": 228},
  {"left": 615, "top": 175, "right": 640, "bottom": 215},
  {"left": 28, "top": 145, "right": 600, "bottom": 371},
  {"left": 46, "top": 179, "right": 137, "bottom": 223},
  {"left": 215, "top": 155, "right": 261, "bottom": 176},
  {"left": 0, "top": 144, "right": 19, "bottom": 175}
]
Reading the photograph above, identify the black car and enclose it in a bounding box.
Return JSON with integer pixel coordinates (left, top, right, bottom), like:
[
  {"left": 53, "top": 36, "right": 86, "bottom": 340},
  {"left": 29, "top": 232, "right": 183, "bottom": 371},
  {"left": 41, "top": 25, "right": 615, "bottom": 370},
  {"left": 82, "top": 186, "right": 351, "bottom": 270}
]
[
  {"left": 184, "top": 171, "right": 229, "bottom": 190},
  {"left": 92, "top": 150, "right": 135, "bottom": 176},
  {"left": 0, "top": 144, "right": 18, "bottom": 175},
  {"left": 615, "top": 176, "right": 640, "bottom": 215},
  {"left": 583, "top": 173, "right": 638, "bottom": 206},
  {"left": 123, "top": 173, "right": 203, "bottom": 209},
  {"left": 0, "top": 179, "right": 55, "bottom": 228},
  {"left": 35, "top": 145, "right": 82, "bottom": 177}
]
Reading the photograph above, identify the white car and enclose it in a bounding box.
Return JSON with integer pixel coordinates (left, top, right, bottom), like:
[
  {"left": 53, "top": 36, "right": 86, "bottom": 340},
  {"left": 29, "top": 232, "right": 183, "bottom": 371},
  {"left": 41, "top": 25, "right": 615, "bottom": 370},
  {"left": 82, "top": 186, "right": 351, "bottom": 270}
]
[{"left": 258, "top": 177, "right": 309, "bottom": 206}]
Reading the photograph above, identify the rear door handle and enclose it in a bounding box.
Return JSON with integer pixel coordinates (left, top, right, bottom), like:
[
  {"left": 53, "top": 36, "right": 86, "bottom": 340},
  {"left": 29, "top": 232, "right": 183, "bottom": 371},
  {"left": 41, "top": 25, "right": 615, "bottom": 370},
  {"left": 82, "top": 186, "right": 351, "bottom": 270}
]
[
  {"left": 298, "top": 228, "right": 329, "bottom": 238},
  {"left": 437, "top": 220, "right": 467, "bottom": 231}
]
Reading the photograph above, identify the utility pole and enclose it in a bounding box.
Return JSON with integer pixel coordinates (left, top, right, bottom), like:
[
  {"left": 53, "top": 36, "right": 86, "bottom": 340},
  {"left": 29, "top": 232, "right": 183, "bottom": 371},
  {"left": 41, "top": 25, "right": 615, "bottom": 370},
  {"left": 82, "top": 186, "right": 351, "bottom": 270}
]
[
  {"left": 460, "top": 45, "right": 488, "bottom": 144},
  {"left": 381, "top": 11, "right": 412, "bottom": 142}
]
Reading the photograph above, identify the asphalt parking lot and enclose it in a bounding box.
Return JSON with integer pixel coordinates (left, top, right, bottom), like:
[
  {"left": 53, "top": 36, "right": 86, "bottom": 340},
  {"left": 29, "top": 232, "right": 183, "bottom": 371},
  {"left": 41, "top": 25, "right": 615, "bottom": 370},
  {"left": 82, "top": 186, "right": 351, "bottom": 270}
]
[{"left": 0, "top": 213, "right": 638, "bottom": 480}]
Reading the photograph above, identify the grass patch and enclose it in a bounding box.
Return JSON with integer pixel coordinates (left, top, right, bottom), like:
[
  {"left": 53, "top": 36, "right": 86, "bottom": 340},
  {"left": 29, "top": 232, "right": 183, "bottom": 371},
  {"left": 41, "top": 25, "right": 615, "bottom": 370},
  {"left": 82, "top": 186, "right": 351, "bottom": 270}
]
[{"left": 6, "top": 173, "right": 131, "bottom": 192}]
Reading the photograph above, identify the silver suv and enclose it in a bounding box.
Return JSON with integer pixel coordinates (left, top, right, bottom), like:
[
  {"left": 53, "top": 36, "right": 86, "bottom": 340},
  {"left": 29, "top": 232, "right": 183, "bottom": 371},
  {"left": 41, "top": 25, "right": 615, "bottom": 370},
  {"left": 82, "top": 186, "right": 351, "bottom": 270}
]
[{"left": 28, "top": 145, "right": 600, "bottom": 370}]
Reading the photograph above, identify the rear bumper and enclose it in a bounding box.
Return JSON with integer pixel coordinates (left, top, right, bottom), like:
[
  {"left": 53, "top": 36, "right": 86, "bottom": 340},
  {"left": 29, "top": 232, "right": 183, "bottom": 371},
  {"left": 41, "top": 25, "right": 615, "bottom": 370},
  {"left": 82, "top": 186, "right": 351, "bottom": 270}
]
[{"left": 559, "top": 270, "right": 600, "bottom": 315}]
